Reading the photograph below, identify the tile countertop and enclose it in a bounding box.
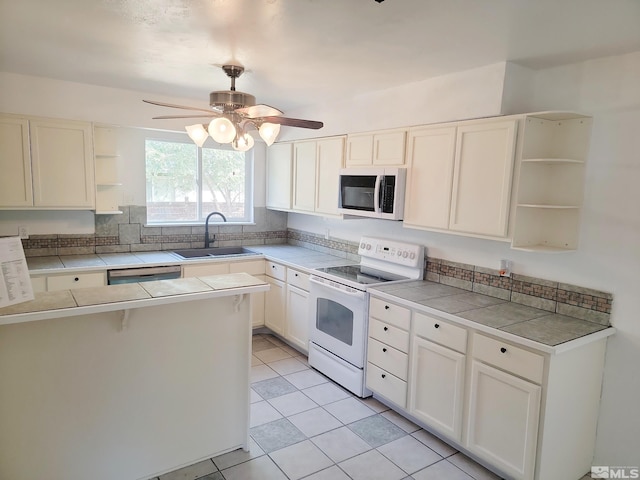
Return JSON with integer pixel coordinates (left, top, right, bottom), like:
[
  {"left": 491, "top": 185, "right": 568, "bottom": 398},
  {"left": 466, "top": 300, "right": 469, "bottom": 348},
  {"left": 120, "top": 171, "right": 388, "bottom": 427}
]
[
  {"left": 26, "top": 245, "right": 355, "bottom": 275},
  {"left": 0, "top": 273, "right": 269, "bottom": 326},
  {"left": 369, "top": 280, "right": 615, "bottom": 354}
]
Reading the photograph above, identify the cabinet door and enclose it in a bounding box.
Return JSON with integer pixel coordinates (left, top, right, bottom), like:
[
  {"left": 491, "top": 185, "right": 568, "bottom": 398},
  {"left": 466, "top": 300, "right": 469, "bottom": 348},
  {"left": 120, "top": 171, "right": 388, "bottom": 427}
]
[
  {"left": 251, "top": 274, "right": 266, "bottom": 328},
  {"left": 373, "top": 130, "right": 406, "bottom": 166},
  {"left": 30, "top": 119, "right": 95, "bottom": 208},
  {"left": 292, "top": 141, "right": 317, "bottom": 212},
  {"left": 449, "top": 120, "right": 516, "bottom": 237},
  {"left": 266, "top": 142, "right": 293, "bottom": 210},
  {"left": 0, "top": 116, "right": 33, "bottom": 207},
  {"left": 409, "top": 336, "right": 465, "bottom": 441},
  {"left": 315, "top": 137, "right": 345, "bottom": 216},
  {"left": 285, "top": 284, "right": 309, "bottom": 352},
  {"left": 264, "top": 276, "right": 286, "bottom": 336},
  {"left": 346, "top": 134, "right": 373, "bottom": 166},
  {"left": 403, "top": 126, "right": 456, "bottom": 229},
  {"left": 466, "top": 360, "right": 541, "bottom": 480}
]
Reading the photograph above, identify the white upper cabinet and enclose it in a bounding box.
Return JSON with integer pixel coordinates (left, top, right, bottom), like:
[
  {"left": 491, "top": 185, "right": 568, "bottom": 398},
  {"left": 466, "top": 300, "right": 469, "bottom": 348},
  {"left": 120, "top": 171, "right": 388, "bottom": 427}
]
[
  {"left": 292, "top": 140, "right": 317, "bottom": 212},
  {"left": 315, "top": 136, "right": 345, "bottom": 216},
  {"left": 0, "top": 115, "right": 32, "bottom": 207},
  {"left": 266, "top": 142, "right": 293, "bottom": 211},
  {"left": 404, "top": 125, "right": 457, "bottom": 230},
  {"left": 346, "top": 128, "right": 406, "bottom": 167},
  {"left": 30, "top": 118, "right": 95, "bottom": 208},
  {"left": 449, "top": 119, "right": 517, "bottom": 238}
]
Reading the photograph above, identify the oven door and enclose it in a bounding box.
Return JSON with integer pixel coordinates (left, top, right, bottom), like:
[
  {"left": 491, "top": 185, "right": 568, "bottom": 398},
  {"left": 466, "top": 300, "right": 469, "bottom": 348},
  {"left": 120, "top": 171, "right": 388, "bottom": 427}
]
[{"left": 308, "top": 276, "right": 368, "bottom": 368}]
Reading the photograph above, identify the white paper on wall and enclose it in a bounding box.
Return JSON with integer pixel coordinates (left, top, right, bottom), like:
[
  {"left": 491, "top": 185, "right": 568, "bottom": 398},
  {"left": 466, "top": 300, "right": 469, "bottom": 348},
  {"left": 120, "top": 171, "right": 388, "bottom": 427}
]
[{"left": 0, "top": 236, "right": 34, "bottom": 308}]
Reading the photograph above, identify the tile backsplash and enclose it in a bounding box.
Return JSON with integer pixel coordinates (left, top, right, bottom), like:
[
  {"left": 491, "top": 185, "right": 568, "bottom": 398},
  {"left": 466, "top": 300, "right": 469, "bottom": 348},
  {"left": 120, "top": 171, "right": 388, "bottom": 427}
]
[
  {"left": 287, "top": 228, "right": 613, "bottom": 326},
  {"left": 17, "top": 220, "right": 612, "bottom": 326}
]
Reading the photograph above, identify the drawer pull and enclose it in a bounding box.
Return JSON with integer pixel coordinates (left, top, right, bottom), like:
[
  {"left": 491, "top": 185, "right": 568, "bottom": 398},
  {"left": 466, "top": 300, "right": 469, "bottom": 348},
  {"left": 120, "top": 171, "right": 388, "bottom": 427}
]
[
  {"left": 74, "top": 277, "right": 79, "bottom": 282},
  {"left": 384, "top": 305, "right": 390, "bottom": 310},
  {"left": 383, "top": 326, "right": 388, "bottom": 331},
  {"left": 382, "top": 348, "right": 387, "bottom": 353},
  {"left": 434, "top": 323, "right": 440, "bottom": 329},
  {"left": 500, "top": 347, "right": 507, "bottom": 354},
  {"left": 381, "top": 373, "right": 386, "bottom": 378}
]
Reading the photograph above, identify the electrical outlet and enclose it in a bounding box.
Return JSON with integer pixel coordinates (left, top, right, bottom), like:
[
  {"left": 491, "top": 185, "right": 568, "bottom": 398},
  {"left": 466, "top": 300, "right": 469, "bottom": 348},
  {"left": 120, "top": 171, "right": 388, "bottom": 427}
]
[
  {"left": 499, "top": 259, "right": 512, "bottom": 277},
  {"left": 18, "top": 225, "right": 29, "bottom": 239}
]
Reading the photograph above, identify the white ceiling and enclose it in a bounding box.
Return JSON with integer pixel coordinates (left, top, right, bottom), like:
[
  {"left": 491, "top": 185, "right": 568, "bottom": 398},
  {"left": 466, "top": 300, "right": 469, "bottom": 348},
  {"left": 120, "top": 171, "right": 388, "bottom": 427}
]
[{"left": 1, "top": 0, "right": 640, "bottom": 113}]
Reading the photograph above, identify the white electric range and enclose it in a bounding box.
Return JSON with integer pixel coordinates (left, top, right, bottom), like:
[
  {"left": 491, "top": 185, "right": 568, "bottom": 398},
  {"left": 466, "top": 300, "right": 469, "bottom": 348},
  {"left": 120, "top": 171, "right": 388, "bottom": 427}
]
[{"left": 308, "top": 236, "right": 424, "bottom": 397}]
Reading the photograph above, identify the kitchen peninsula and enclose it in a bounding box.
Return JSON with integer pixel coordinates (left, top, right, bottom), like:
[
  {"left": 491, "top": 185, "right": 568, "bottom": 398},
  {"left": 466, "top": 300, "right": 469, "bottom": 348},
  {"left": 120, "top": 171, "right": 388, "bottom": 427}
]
[{"left": 0, "top": 274, "right": 268, "bottom": 480}]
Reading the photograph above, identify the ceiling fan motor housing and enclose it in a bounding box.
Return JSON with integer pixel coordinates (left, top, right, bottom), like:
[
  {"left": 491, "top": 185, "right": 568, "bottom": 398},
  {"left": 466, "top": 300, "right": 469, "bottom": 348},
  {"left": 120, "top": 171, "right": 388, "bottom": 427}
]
[{"left": 209, "top": 90, "right": 256, "bottom": 112}]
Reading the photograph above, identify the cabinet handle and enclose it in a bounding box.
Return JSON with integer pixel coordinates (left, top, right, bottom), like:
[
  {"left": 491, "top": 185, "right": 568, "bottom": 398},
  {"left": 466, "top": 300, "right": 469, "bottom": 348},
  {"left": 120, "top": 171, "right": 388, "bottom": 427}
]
[
  {"left": 384, "top": 305, "right": 390, "bottom": 310},
  {"left": 74, "top": 277, "right": 79, "bottom": 282},
  {"left": 382, "top": 348, "right": 387, "bottom": 353},
  {"left": 383, "top": 326, "right": 388, "bottom": 331},
  {"left": 381, "top": 373, "right": 386, "bottom": 379},
  {"left": 500, "top": 347, "right": 507, "bottom": 354},
  {"left": 434, "top": 323, "right": 440, "bottom": 329}
]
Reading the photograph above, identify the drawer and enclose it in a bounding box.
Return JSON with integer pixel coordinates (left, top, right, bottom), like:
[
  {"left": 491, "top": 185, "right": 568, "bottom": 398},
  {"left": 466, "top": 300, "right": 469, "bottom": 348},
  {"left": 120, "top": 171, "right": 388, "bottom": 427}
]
[
  {"left": 229, "top": 259, "right": 265, "bottom": 275},
  {"left": 30, "top": 276, "right": 47, "bottom": 293},
  {"left": 414, "top": 312, "right": 467, "bottom": 353},
  {"left": 369, "top": 297, "right": 410, "bottom": 330},
  {"left": 369, "top": 317, "right": 410, "bottom": 353},
  {"left": 182, "top": 262, "right": 230, "bottom": 278},
  {"left": 265, "top": 261, "right": 286, "bottom": 281},
  {"left": 472, "top": 333, "right": 545, "bottom": 384},
  {"left": 367, "top": 337, "right": 409, "bottom": 380},
  {"left": 287, "top": 268, "right": 310, "bottom": 291},
  {"left": 366, "top": 362, "right": 407, "bottom": 408},
  {"left": 47, "top": 272, "right": 106, "bottom": 291}
]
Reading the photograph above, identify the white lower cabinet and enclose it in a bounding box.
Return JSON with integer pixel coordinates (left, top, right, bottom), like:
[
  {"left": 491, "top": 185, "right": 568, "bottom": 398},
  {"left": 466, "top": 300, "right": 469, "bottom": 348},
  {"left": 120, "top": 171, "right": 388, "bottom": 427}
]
[
  {"left": 46, "top": 272, "right": 106, "bottom": 291},
  {"left": 264, "top": 275, "right": 286, "bottom": 336},
  {"left": 466, "top": 360, "right": 541, "bottom": 480},
  {"left": 366, "top": 294, "right": 608, "bottom": 480},
  {"left": 409, "top": 336, "right": 466, "bottom": 442},
  {"left": 285, "top": 284, "right": 309, "bottom": 351}
]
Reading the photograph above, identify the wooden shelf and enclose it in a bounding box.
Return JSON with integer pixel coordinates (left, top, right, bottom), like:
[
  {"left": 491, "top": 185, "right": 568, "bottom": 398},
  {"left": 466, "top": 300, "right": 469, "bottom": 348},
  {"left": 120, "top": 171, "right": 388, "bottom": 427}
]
[
  {"left": 511, "top": 244, "right": 577, "bottom": 253},
  {"left": 97, "top": 183, "right": 123, "bottom": 187},
  {"left": 521, "top": 158, "right": 584, "bottom": 164},
  {"left": 517, "top": 204, "right": 580, "bottom": 209},
  {"left": 95, "top": 210, "right": 123, "bottom": 215}
]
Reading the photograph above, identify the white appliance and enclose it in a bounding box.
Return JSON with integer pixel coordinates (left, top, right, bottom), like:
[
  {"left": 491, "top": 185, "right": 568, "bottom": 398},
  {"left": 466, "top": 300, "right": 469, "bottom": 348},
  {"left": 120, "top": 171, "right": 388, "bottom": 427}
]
[
  {"left": 308, "top": 236, "right": 424, "bottom": 397},
  {"left": 338, "top": 167, "right": 407, "bottom": 220}
]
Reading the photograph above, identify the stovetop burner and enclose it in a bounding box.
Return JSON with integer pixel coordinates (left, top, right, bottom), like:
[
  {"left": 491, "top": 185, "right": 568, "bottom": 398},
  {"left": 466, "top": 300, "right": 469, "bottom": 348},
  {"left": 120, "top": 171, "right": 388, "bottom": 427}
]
[{"left": 315, "top": 264, "right": 408, "bottom": 285}]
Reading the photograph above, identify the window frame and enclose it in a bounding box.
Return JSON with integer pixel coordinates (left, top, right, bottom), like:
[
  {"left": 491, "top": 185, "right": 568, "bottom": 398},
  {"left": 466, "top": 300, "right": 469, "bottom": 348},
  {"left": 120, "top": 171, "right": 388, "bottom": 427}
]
[{"left": 144, "top": 134, "right": 254, "bottom": 225}]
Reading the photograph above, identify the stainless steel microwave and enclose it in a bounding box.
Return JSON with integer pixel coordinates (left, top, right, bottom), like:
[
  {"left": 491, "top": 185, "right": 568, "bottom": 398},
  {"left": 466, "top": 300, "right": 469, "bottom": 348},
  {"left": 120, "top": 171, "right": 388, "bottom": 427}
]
[{"left": 338, "top": 167, "right": 406, "bottom": 220}]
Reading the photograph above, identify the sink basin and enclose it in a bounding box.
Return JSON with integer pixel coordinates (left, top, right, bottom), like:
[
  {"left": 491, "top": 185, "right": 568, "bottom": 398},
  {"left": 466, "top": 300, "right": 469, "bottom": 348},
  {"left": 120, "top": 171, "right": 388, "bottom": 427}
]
[{"left": 171, "top": 247, "right": 258, "bottom": 259}]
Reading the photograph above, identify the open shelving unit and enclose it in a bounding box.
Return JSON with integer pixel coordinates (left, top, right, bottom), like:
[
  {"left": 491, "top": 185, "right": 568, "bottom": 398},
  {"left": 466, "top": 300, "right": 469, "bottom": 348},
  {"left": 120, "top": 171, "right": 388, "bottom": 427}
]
[
  {"left": 94, "top": 126, "right": 123, "bottom": 214},
  {"left": 511, "top": 112, "right": 592, "bottom": 252}
]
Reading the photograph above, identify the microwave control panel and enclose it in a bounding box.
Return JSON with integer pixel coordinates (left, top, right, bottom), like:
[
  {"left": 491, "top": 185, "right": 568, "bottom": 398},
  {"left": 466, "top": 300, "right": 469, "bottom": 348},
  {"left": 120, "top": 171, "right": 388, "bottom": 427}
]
[{"left": 358, "top": 236, "right": 424, "bottom": 268}]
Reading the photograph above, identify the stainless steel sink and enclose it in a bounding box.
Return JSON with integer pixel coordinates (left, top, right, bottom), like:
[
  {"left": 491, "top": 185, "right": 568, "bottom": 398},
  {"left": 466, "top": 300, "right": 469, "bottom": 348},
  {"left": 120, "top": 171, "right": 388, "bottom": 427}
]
[{"left": 171, "top": 247, "right": 258, "bottom": 259}]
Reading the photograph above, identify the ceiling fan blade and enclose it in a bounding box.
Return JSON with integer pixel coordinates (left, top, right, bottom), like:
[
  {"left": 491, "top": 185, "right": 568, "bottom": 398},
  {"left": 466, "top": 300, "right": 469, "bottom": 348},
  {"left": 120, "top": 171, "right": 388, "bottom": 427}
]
[
  {"left": 261, "top": 116, "right": 324, "bottom": 129},
  {"left": 143, "top": 99, "right": 214, "bottom": 114},
  {"left": 236, "top": 104, "right": 284, "bottom": 118},
  {"left": 152, "top": 114, "right": 220, "bottom": 120}
]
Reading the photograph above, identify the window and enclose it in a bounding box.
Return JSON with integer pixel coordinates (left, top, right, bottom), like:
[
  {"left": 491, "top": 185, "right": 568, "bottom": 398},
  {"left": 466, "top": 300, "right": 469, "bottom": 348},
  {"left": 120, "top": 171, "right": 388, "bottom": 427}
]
[{"left": 145, "top": 138, "right": 253, "bottom": 224}]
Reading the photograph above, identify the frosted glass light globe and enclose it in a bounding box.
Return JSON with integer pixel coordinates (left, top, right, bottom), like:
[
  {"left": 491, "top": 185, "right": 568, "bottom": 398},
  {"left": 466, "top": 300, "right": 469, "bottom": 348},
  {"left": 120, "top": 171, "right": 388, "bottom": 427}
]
[
  {"left": 185, "top": 124, "right": 209, "bottom": 147},
  {"left": 258, "top": 122, "right": 281, "bottom": 146},
  {"left": 233, "top": 133, "right": 255, "bottom": 152},
  {"left": 208, "top": 117, "right": 236, "bottom": 144}
]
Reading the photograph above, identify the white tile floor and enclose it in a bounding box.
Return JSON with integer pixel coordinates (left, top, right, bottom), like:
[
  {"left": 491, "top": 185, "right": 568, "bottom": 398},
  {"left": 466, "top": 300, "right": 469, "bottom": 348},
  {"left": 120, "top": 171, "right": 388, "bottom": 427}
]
[{"left": 157, "top": 333, "right": 596, "bottom": 480}]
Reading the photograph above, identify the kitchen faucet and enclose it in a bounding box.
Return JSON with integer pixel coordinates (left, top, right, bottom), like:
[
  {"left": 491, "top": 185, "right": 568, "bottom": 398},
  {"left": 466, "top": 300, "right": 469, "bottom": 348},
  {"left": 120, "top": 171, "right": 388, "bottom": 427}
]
[{"left": 204, "top": 211, "right": 227, "bottom": 248}]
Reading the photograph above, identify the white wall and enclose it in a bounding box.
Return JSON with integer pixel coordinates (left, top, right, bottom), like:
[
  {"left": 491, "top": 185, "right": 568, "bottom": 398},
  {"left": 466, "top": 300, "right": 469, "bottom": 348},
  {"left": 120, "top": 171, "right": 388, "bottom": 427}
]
[{"left": 290, "top": 51, "right": 640, "bottom": 465}]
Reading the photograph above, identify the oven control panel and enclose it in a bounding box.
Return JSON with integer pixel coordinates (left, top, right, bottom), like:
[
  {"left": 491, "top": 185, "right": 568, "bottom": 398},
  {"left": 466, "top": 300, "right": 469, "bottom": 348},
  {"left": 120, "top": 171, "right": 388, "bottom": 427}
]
[{"left": 358, "top": 236, "right": 424, "bottom": 268}]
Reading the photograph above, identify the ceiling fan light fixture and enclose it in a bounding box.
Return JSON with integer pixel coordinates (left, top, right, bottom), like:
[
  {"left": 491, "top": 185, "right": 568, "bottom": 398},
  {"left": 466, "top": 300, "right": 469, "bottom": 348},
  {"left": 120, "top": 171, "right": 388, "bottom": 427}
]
[
  {"left": 208, "top": 117, "right": 237, "bottom": 144},
  {"left": 233, "top": 132, "right": 255, "bottom": 152},
  {"left": 259, "top": 122, "right": 281, "bottom": 146},
  {"left": 185, "top": 124, "right": 209, "bottom": 147}
]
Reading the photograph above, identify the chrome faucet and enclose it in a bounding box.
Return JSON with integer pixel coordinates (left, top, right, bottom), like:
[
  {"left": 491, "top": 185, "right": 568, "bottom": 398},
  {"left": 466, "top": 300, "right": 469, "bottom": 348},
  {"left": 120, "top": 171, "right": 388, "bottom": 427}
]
[{"left": 204, "top": 211, "right": 227, "bottom": 248}]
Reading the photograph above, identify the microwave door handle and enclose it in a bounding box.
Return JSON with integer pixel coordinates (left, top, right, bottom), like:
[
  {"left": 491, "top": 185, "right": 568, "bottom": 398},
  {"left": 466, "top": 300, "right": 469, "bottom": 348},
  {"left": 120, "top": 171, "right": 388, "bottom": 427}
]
[{"left": 373, "top": 175, "right": 382, "bottom": 213}]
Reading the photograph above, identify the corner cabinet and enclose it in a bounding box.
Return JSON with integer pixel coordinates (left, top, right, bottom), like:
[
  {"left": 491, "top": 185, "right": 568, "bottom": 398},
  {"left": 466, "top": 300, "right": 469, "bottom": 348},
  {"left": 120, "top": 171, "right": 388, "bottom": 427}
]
[
  {"left": 403, "top": 118, "right": 517, "bottom": 239},
  {"left": 511, "top": 113, "right": 592, "bottom": 252},
  {"left": 0, "top": 114, "right": 95, "bottom": 210}
]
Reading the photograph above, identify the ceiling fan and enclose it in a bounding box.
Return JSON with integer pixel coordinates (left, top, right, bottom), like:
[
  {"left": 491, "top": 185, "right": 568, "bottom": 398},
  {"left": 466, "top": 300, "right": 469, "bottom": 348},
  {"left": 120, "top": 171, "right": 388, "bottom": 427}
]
[{"left": 143, "top": 64, "right": 323, "bottom": 151}]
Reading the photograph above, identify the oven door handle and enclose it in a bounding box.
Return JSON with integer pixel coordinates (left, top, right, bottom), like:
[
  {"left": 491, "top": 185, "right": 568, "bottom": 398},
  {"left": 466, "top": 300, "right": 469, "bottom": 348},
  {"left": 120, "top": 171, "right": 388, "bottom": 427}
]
[
  {"left": 309, "top": 276, "right": 366, "bottom": 298},
  {"left": 373, "top": 175, "right": 382, "bottom": 214}
]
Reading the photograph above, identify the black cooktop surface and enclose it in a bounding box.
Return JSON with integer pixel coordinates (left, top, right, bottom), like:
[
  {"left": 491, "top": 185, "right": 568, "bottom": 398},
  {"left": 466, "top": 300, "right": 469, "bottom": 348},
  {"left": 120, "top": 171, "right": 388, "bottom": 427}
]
[{"left": 315, "top": 265, "right": 408, "bottom": 285}]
